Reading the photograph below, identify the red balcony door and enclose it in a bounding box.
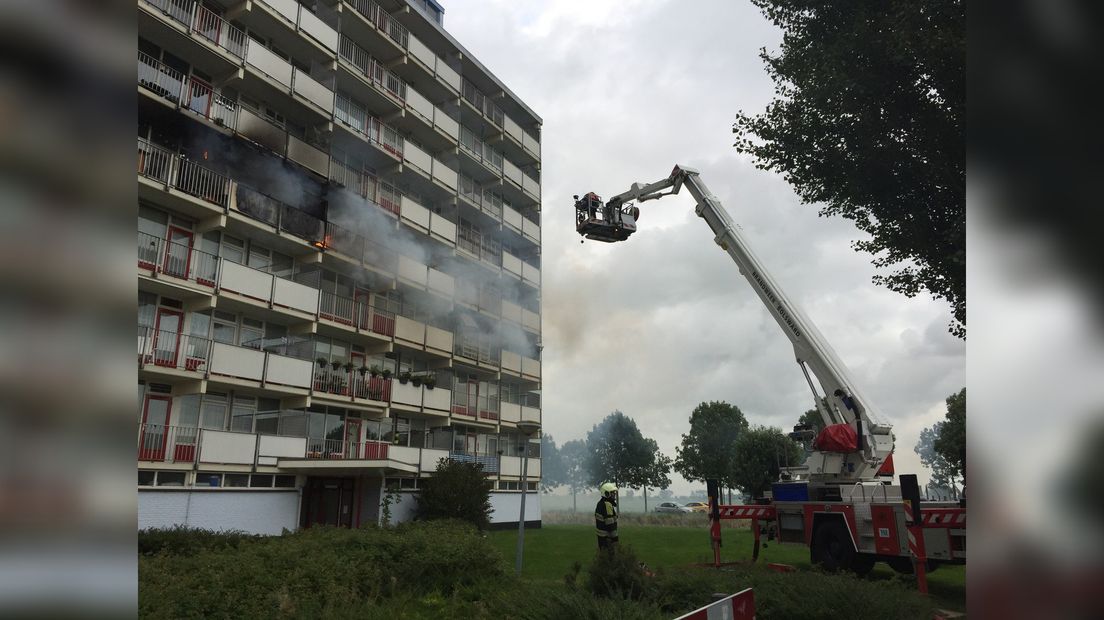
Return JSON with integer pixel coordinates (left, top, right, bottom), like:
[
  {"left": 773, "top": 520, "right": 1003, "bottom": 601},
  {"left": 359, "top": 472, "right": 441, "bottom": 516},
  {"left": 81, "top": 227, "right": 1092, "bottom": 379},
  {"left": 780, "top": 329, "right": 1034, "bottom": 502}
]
[
  {"left": 345, "top": 419, "right": 362, "bottom": 459},
  {"left": 152, "top": 308, "right": 183, "bottom": 367},
  {"left": 163, "top": 226, "right": 194, "bottom": 279},
  {"left": 139, "top": 395, "right": 172, "bottom": 461}
]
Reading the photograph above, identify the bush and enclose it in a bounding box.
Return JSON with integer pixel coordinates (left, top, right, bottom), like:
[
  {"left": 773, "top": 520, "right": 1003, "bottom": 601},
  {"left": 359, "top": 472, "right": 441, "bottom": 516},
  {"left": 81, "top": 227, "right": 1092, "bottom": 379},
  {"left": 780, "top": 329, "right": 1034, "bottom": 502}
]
[
  {"left": 586, "top": 544, "right": 649, "bottom": 600},
  {"left": 416, "top": 459, "right": 493, "bottom": 529},
  {"left": 138, "top": 525, "right": 260, "bottom": 556}
]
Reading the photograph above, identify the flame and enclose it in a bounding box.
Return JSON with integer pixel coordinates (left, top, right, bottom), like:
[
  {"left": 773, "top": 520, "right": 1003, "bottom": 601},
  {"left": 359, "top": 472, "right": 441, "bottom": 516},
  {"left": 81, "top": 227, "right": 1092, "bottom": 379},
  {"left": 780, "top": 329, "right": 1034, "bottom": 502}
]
[{"left": 313, "top": 234, "right": 332, "bottom": 250}]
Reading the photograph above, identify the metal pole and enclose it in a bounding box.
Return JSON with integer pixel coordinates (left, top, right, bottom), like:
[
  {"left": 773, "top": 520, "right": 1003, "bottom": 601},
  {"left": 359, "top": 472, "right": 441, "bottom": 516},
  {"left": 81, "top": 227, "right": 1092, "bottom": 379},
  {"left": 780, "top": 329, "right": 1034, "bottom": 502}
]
[{"left": 514, "top": 443, "right": 529, "bottom": 576}]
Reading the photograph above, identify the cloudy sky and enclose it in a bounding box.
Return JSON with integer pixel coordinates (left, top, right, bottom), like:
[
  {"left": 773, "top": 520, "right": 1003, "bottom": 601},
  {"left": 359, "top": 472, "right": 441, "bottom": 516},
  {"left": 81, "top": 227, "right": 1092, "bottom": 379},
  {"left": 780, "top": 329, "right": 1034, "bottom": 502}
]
[{"left": 444, "top": 0, "right": 966, "bottom": 493}]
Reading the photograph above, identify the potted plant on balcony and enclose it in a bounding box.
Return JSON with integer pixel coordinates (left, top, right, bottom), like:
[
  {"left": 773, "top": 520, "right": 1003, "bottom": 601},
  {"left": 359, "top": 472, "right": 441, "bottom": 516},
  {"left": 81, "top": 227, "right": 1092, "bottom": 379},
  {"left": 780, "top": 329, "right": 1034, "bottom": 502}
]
[
  {"left": 344, "top": 361, "right": 356, "bottom": 373},
  {"left": 369, "top": 365, "right": 381, "bottom": 378},
  {"left": 424, "top": 374, "right": 437, "bottom": 389},
  {"left": 331, "top": 360, "right": 343, "bottom": 371},
  {"left": 317, "top": 357, "right": 328, "bottom": 368},
  {"left": 411, "top": 374, "right": 423, "bottom": 388},
  {"left": 398, "top": 370, "right": 411, "bottom": 385},
  {"left": 381, "top": 368, "right": 393, "bottom": 380},
  {"left": 358, "top": 364, "right": 370, "bottom": 377}
]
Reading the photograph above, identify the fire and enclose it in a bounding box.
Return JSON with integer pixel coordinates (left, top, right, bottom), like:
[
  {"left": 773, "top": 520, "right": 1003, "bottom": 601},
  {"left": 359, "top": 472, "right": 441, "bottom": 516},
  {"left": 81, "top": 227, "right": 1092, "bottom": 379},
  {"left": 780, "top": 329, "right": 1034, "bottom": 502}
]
[{"left": 313, "top": 235, "right": 332, "bottom": 250}]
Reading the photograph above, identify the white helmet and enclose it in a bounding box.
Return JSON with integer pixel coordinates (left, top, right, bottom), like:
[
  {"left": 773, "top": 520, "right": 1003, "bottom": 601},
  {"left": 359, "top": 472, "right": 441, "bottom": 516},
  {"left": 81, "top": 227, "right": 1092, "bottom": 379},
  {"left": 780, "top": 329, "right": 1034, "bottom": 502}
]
[{"left": 600, "top": 482, "right": 617, "bottom": 497}]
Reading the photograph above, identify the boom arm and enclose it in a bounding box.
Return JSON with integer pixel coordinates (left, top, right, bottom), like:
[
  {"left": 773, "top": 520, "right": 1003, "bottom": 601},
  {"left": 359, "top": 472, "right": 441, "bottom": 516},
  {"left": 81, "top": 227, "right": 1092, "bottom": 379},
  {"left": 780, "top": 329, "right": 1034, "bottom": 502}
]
[{"left": 590, "top": 165, "right": 894, "bottom": 483}]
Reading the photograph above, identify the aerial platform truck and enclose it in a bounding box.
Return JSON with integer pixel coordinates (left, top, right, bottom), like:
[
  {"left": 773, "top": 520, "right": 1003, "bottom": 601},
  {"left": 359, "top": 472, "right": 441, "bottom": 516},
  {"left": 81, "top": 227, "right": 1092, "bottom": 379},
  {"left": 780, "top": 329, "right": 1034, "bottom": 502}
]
[{"left": 574, "top": 166, "right": 965, "bottom": 592}]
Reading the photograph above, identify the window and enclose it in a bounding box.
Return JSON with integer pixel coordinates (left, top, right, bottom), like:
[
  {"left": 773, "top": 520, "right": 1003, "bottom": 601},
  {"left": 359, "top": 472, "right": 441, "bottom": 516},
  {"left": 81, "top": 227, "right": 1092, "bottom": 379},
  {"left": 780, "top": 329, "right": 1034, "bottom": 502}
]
[
  {"left": 250, "top": 474, "right": 274, "bottom": 487},
  {"left": 212, "top": 311, "right": 237, "bottom": 344},
  {"left": 274, "top": 475, "right": 296, "bottom": 488},
  {"left": 254, "top": 398, "right": 281, "bottom": 435},
  {"left": 221, "top": 235, "right": 245, "bottom": 264},
  {"left": 156, "top": 471, "right": 185, "bottom": 487},
  {"left": 138, "top": 292, "right": 157, "bottom": 329},
  {"left": 177, "top": 394, "right": 201, "bottom": 428},
  {"left": 200, "top": 393, "right": 228, "bottom": 429},
  {"left": 196, "top": 473, "right": 221, "bottom": 487},
  {"left": 138, "top": 470, "right": 155, "bottom": 486},
  {"left": 240, "top": 317, "right": 264, "bottom": 349},
  {"left": 224, "top": 473, "right": 249, "bottom": 487},
  {"left": 230, "top": 395, "right": 256, "bottom": 432}
]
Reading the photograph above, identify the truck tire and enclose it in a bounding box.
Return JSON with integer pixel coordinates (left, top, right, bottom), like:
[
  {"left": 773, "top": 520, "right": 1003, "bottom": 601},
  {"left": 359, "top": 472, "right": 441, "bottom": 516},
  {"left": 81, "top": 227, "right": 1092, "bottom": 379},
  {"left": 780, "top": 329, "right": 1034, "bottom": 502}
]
[{"left": 812, "top": 519, "right": 854, "bottom": 572}]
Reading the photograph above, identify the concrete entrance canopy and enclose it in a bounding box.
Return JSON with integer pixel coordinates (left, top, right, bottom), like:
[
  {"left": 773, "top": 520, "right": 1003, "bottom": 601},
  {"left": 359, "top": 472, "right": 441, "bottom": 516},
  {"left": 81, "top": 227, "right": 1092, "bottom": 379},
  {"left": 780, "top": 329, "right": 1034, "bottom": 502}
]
[{"left": 275, "top": 458, "right": 418, "bottom": 476}]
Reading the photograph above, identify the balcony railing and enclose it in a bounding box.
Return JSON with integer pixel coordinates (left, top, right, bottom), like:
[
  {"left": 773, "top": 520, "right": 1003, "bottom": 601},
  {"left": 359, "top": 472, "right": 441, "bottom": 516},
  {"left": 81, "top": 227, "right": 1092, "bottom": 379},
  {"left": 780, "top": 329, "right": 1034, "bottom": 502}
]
[
  {"left": 313, "top": 365, "right": 393, "bottom": 401},
  {"left": 139, "top": 53, "right": 238, "bottom": 130},
  {"left": 138, "top": 423, "right": 200, "bottom": 463},
  {"left": 335, "top": 93, "right": 404, "bottom": 158},
  {"left": 461, "top": 78, "right": 504, "bottom": 127},
  {"left": 329, "top": 159, "right": 401, "bottom": 216},
  {"left": 449, "top": 451, "right": 500, "bottom": 473},
  {"left": 317, "top": 291, "right": 395, "bottom": 337},
  {"left": 306, "top": 438, "right": 390, "bottom": 460},
  {"left": 137, "top": 423, "right": 391, "bottom": 464},
  {"left": 347, "top": 0, "right": 409, "bottom": 49},
  {"left": 138, "top": 138, "right": 231, "bottom": 208},
  {"left": 138, "top": 231, "right": 219, "bottom": 286},
  {"left": 144, "top": 0, "right": 246, "bottom": 59},
  {"left": 338, "top": 35, "right": 407, "bottom": 103},
  {"left": 138, "top": 326, "right": 212, "bottom": 372}
]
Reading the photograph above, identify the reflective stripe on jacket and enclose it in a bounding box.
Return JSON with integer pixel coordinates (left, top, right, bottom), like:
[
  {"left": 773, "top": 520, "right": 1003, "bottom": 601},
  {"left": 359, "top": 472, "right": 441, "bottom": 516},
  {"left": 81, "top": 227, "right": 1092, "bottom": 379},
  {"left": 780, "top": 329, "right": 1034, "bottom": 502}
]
[{"left": 594, "top": 497, "right": 618, "bottom": 538}]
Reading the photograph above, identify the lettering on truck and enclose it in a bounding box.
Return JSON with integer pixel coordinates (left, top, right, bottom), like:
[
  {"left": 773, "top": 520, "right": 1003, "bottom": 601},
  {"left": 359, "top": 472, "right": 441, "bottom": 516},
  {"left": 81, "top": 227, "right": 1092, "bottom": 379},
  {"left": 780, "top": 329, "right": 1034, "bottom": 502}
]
[{"left": 751, "top": 271, "right": 802, "bottom": 339}]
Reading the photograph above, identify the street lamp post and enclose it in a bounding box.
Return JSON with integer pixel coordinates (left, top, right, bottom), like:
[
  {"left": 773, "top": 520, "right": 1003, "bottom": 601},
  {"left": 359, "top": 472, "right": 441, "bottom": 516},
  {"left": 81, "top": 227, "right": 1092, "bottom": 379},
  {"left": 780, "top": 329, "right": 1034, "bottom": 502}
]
[{"left": 514, "top": 420, "right": 541, "bottom": 577}]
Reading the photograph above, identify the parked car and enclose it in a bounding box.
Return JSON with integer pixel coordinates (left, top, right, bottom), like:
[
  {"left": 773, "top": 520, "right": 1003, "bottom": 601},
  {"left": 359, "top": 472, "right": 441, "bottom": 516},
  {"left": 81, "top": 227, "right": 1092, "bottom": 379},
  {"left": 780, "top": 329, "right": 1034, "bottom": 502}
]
[
  {"left": 655, "top": 502, "right": 693, "bottom": 514},
  {"left": 684, "top": 501, "right": 709, "bottom": 513}
]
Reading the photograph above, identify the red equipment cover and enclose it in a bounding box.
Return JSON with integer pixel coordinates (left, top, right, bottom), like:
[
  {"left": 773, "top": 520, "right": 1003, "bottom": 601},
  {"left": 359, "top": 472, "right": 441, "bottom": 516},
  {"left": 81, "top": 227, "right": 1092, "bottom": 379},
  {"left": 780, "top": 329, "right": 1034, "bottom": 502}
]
[
  {"left": 876, "top": 453, "right": 895, "bottom": 475},
  {"left": 813, "top": 423, "right": 859, "bottom": 452}
]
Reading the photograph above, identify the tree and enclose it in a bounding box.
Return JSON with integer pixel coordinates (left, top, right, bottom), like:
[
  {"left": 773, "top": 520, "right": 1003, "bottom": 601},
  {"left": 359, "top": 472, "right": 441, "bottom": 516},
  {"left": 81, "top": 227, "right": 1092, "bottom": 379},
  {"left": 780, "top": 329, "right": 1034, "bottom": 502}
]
[
  {"left": 935, "top": 388, "right": 966, "bottom": 478},
  {"left": 584, "top": 411, "right": 654, "bottom": 490},
  {"left": 539, "top": 433, "right": 565, "bottom": 492},
  {"left": 734, "top": 1, "right": 965, "bottom": 337},
  {"left": 674, "top": 401, "right": 748, "bottom": 503},
  {"left": 914, "top": 423, "right": 959, "bottom": 494},
  {"left": 731, "top": 426, "right": 804, "bottom": 498},
  {"left": 560, "top": 439, "right": 590, "bottom": 512},
  {"left": 637, "top": 439, "right": 673, "bottom": 513},
  {"left": 415, "top": 459, "right": 493, "bottom": 530},
  {"left": 797, "top": 408, "right": 826, "bottom": 435}
]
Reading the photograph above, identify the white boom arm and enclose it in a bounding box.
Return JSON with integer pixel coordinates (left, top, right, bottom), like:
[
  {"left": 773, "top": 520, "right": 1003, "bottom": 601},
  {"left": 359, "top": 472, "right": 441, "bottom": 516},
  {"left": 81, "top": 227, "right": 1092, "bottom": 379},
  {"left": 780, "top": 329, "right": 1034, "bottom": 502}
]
[{"left": 607, "top": 165, "right": 894, "bottom": 483}]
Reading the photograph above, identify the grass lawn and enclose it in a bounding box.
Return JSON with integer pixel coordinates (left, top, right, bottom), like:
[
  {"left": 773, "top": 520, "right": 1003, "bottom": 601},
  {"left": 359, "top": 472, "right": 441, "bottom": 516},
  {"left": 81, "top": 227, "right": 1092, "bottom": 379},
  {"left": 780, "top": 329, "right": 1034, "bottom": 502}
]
[{"left": 488, "top": 523, "right": 966, "bottom": 613}]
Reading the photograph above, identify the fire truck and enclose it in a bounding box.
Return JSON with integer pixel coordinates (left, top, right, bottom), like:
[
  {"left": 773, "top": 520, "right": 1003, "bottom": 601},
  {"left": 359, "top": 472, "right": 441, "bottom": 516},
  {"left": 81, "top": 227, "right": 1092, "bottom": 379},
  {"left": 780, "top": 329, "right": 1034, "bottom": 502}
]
[{"left": 575, "top": 166, "right": 965, "bottom": 591}]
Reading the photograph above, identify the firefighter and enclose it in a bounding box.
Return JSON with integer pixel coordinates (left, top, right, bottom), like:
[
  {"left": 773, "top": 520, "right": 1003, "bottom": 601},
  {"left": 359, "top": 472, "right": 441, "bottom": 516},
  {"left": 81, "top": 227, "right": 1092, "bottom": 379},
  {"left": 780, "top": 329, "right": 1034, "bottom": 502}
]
[{"left": 595, "top": 482, "right": 619, "bottom": 550}]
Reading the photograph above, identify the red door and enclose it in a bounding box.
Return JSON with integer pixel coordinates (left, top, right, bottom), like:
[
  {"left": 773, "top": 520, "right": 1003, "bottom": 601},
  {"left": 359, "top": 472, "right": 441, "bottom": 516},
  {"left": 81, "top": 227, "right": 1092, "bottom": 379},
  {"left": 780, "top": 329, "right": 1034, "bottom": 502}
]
[
  {"left": 163, "top": 226, "right": 194, "bottom": 279},
  {"left": 139, "top": 395, "right": 172, "bottom": 461},
  {"left": 152, "top": 308, "right": 183, "bottom": 367},
  {"left": 345, "top": 418, "right": 362, "bottom": 459}
]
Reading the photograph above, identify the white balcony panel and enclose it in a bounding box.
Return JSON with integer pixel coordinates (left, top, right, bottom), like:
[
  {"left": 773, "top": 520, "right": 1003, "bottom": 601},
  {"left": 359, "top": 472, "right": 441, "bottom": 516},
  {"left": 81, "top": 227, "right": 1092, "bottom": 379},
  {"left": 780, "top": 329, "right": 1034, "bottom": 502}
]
[
  {"left": 500, "top": 455, "right": 521, "bottom": 477},
  {"left": 500, "top": 401, "right": 521, "bottom": 423},
  {"left": 521, "top": 405, "right": 540, "bottom": 424},
  {"left": 523, "top": 174, "right": 540, "bottom": 198},
  {"left": 220, "top": 260, "right": 273, "bottom": 302},
  {"left": 237, "top": 107, "right": 286, "bottom": 154},
  {"left": 522, "top": 217, "right": 540, "bottom": 242},
  {"left": 272, "top": 278, "right": 319, "bottom": 315},
  {"left": 292, "top": 69, "right": 334, "bottom": 112},
  {"left": 422, "top": 386, "right": 451, "bottom": 412},
  {"left": 388, "top": 445, "right": 420, "bottom": 467},
  {"left": 523, "top": 131, "right": 540, "bottom": 155},
  {"left": 391, "top": 380, "right": 423, "bottom": 407},
  {"left": 420, "top": 448, "right": 450, "bottom": 472},
  {"left": 400, "top": 195, "right": 431, "bottom": 231},
  {"left": 504, "top": 116, "right": 523, "bottom": 142},
  {"left": 199, "top": 430, "right": 257, "bottom": 465},
  {"left": 403, "top": 142, "right": 432, "bottom": 176},
  {"left": 521, "top": 309, "right": 540, "bottom": 332},
  {"left": 287, "top": 134, "right": 330, "bottom": 177},
  {"left": 502, "top": 206, "right": 523, "bottom": 232},
  {"left": 397, "top": 256, "right": 428, "bottom": 287},
  {"left": 265, "top": 353, "right": 312, "bottom": 389},
  {"left": 521, "top": 356, "right": 541, "bottom": 380},
  {"left": 503, "top": 159, "right": 523, "bottom": 186},
  {"left": 297, "top": 8, "right": 337, "bottom": 52},
  {"left": 501, "top": 301, "right": 523, "bottom": 324},
  {"left": 522, "top": 262, "right": 540, "bottom": 284},
  {"left": 264, "top": 0, "right": 299, "bottom": 23},
  {"left": 429, "top": 215, "right": 456, "bottom": 245},
  {"left": 394, "top": 315, "right": 426, "bottom": 346},
  {"left": 407, "top": 34, "right": 435, "bottom": 70},
  {"left": 425, "top": 325, "right": 453, "bottom": 355},
  {"left": 530, "top": 458, "right": 542, "bottom": 478},
  {"left": 434, "top": 108, "right": 459, "bottom": 139},
  {"left": 502, "top": 252, "right": 523, "bottom": 278},
  {"left": 405, "top": 87, "right": 434, "bottom": 123},
  {"left": 435, "top": 60, "right": 460, "bottom": 92},
  {"left": 209, "top": 342, "right": 266, "bottom": 381},
  {"left": 500, "top": 350, "right": 522, "bottom": 374},
  {"left": 427, "top": 268, "right": 455, "bottom": 298},
  {"left": 247, "top": 41, "right": 293, "bottom": 88},
  {"left": 432, "top": 159, "right": 457, "bottom": 190},
  {"left": 258, "top": 435, "right": 307, "bottom": 465}
]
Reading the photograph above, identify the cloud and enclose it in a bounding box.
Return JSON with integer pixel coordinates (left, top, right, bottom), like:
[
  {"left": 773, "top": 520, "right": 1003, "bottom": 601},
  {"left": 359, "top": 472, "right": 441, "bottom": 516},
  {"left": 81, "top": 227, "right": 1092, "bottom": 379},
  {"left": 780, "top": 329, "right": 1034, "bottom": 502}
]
[{"left": 444, "top": 0, "right": 965, "bottom": 492}]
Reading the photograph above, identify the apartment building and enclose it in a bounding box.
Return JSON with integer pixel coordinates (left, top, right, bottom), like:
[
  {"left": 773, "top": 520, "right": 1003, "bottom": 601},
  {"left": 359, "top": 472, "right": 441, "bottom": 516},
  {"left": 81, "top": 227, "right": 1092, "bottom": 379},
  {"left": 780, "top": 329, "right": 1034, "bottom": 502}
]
[{"left": 136, "top": 0, "right": 543, "bottom": 534}]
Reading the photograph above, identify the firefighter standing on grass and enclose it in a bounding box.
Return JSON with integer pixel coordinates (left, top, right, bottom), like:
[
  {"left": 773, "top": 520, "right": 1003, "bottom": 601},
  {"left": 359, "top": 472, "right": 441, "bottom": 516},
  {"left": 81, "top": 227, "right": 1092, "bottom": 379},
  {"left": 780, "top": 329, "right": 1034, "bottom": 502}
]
[{"left": 595, "top": 482, "right": 619, "bottom": 550}]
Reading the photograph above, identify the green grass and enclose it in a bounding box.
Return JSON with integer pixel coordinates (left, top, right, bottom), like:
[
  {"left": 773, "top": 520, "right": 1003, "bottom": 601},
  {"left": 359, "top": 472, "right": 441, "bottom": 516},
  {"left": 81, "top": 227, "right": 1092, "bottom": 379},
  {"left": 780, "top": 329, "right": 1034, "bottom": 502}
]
[{"left": 488, "top": 523, "right": 965, "bottom": 613}]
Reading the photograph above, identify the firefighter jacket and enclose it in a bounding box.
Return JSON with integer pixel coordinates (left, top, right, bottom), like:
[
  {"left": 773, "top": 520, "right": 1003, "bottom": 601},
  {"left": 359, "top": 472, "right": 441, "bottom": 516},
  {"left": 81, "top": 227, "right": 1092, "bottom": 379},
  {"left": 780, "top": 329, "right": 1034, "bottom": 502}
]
[{"left": 594, "top": 496, "right": 618, "bottom": 541}]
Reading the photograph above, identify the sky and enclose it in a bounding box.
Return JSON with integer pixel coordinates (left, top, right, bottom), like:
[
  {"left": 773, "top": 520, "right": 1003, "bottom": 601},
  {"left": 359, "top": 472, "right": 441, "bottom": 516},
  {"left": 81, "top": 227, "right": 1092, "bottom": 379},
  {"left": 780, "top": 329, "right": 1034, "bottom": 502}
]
[{"left": 443, "top": 0, "right": 966, "bottom": 494}]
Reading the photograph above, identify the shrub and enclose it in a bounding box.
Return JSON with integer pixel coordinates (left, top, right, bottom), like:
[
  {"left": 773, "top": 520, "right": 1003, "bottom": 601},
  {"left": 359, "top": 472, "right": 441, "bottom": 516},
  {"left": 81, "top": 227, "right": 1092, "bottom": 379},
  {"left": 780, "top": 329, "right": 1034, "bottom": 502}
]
[
  {"left": 586, "top": 544, "right": 650, "bottom": 600},
  {"left": 415, "top": 459, "right": 493, "bottom": 529},
  {"left": 138, "top": 525, "right": 260, "bottom": 556}
]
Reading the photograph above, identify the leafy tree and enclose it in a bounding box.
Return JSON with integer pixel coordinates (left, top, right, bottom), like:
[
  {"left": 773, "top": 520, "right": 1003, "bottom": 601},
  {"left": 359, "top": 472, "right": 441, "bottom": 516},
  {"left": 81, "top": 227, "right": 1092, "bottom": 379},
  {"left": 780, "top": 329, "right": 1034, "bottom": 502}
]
[
  {"left": 415, "top": 459, "right": 493, "bottom": 530},
  {"left": 539, "top": 433, "right": 565, "bottom": 492},
  {"left": 797, "top": 408, "right": 826, "bottom": 435},
  {"left": 674, "top": 401, "right": 748, "bottom": 502},
  {"left": 914, "top": 423, "right": 959, "bottom": 494},
  {"left": 731, "top": 426, "right": 804, "bottom": 498},
  {"left": 584, "top": 411, "right": 653, "bottom": 490},
  {"left": 637, "top": 439, "right": 673, "bottom": 513},
  {"left": 560, "top": 439, "right": 590, "bottom": 512},
  {"left": 935, "top": 388, "right": 966, "bottom": 478},
  {"left": 734, "top": 1, "right": 965, "bottom": 337}
]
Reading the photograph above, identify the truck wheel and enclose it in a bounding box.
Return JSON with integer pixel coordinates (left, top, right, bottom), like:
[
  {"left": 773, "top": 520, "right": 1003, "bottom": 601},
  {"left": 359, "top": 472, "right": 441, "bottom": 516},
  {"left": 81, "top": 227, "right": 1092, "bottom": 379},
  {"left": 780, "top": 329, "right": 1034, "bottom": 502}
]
[
  {"left": 888, "top": 556, "right": 940, "bottom": 575},
  {"left": 812, "top": 520, "right": 854, "bottom": 572}
]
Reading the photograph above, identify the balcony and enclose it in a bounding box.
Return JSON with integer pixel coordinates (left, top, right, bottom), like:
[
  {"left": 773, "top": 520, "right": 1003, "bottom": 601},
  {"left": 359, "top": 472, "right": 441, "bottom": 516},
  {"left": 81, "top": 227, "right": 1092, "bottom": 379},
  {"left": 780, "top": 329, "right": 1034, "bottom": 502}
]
[
  {"left": 138, "top": 138, "right": 231, "bottom": 213},
  {"left": 329, "top": 159, "right": 401, "bottom": 217},
  {"left": 449, "top": 451, "right": 500, "bottom": 474},
  {"left": 243, "top": 40, "right": 334, "bottom": 120},
  {"left": 140, "top": 0, "right": 247, "bottom": 62},
  {"left": 306, "top": 438, "right": 390, "bottom": 461},
  {"left": 313, "top": 365, "right": 392, "bottom": 404},
  {"left": 317, "top": 290, "right": 396, "bottom": 338},
  {"left": 338, "top": 35, "right": 407, "bottom": 111},
  {"left": 334, "top": 92, "right": 405, "bottom": 161},
  {"left": 240, "top": 0, "right": 338, "bottom": 65},
  {"left": 137, "top": 423, "right": 391, "bottom": 465},
  {"left": 138, "top": 231, "right": 219, "bottom": 291},
  {"left": 343, "top": 0, "right": 409, "bottom": 55}
]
